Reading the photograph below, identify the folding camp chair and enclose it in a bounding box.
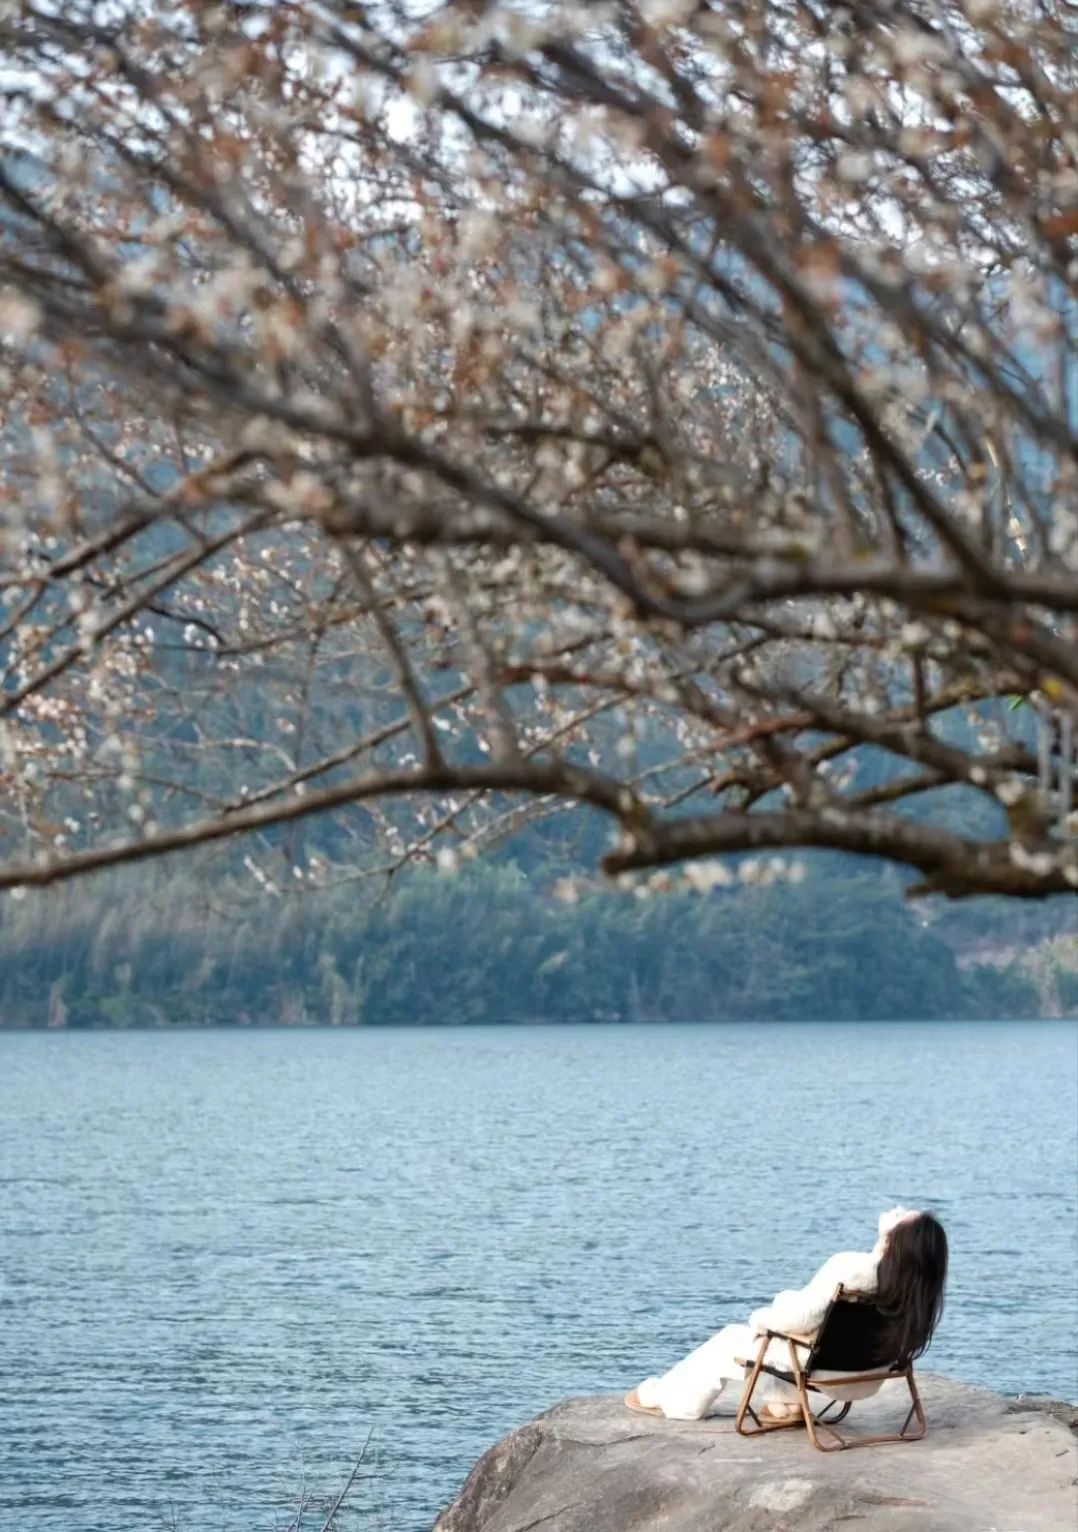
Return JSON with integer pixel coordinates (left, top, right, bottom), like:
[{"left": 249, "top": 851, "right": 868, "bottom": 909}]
[{"left": 735, "top": 1284, "right": 926, "bottom": 1451}]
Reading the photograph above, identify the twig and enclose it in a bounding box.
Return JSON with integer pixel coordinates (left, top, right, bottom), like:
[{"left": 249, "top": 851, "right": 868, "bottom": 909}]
[{"left": 319, "top": 1427, "right": 374, "bottom": 1532}]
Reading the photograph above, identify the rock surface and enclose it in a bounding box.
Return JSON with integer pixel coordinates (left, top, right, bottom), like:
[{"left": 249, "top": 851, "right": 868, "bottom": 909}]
[{"left": 433, "top": 1376, "right": 1077, "bottom": 1531}]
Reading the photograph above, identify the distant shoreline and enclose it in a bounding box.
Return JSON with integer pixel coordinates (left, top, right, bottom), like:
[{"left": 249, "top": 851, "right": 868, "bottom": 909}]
[{"left": 2, "top": 1013, "right": 1074, "bottom": 1033}]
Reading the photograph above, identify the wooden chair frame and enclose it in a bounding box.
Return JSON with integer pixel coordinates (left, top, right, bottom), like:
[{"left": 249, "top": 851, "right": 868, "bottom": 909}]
[{"left": 734, "top": 1286, "right": 926, "bottom": 1452}]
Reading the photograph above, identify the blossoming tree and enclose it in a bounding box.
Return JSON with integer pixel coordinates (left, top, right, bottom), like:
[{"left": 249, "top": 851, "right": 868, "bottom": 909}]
[{"left": 0, "top": 0, "right": 1075, "bottom": 898}]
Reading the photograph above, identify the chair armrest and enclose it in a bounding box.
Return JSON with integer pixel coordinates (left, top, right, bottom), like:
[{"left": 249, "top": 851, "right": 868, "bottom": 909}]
[
  {"left": 734, "top": 1328, "right": 816, "bottom": 1374},
  {"left": 759, "top": 1327, "right": 816, "bottom": 1347}
]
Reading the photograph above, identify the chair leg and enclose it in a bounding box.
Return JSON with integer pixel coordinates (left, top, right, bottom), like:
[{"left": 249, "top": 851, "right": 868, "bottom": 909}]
[
  {"left": 735, "top": 1341, "right": 767, "bottom": 1436},
  {"left": 900, "top": 1369, "right": 927, "bottom": 1441},
  {"left": 801, "top": 1375, "right": 847, "bottom": 1451},
  {"left": 736, "top": 1342, "right": 808, "bottom": 1437},
  {"left": 805, "top": 1370, "right": 926, "bottom": 1451}
]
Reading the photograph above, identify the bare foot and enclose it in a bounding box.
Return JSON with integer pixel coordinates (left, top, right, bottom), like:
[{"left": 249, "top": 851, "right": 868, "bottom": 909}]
[
  {"left": 624, "top": 1388, "right": 664, "bottom": 1417},
  {"left": 759, "top": 1404, "right": 805, "bottom": 1426}
]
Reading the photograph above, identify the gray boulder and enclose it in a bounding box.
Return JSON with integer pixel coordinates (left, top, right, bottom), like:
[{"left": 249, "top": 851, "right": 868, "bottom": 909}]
[{"left": 434, "top": 1376, "right": 1076, "bottom": 1531}]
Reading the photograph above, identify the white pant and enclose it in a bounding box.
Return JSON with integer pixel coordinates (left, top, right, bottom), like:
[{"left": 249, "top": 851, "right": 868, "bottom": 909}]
[
  {"left": 637, "top": 1323, "right": 798, "bottom": 1420},
  {"left": 637, "top": 1321, "right": 886, "bottom": 1420}
]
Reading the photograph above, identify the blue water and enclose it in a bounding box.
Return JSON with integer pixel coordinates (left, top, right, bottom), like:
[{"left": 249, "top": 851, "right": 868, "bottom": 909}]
[{"left": 1, "top": 1021, "right": 1075, "bottom": 1531}]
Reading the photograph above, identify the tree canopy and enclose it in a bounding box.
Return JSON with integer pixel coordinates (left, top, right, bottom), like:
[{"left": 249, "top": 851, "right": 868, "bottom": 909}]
[{"left": 0, "top": 1, "right": 1075, "bottom": 899}]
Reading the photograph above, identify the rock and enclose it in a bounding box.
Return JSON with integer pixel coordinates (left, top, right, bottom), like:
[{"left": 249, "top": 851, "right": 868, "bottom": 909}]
[
  {"left": 433, "top": 1376, "right": 1077, "bottom": 1532},
  {"left": 1007, "top": 1395, "right": 1078, "bottom": 1433}
]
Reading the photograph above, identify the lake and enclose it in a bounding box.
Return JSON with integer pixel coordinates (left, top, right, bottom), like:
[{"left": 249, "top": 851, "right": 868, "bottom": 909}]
[{"left": 1, "top": 1021, "right": 1075, "bottom": 1531}]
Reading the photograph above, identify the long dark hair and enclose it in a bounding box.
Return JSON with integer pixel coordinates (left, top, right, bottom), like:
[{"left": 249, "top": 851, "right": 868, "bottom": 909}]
[{"left": 874, "top": 1212, "right": 948, "bottom": 1365}]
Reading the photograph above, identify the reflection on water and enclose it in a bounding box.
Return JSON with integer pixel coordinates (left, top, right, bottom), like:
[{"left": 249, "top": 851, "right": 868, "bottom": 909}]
[{"left": 1, "top": 1021, "right": 1075, "bottom": 1531}]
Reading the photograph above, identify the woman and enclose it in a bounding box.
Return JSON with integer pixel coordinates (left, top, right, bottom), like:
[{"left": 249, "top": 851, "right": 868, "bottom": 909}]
[{"left": 626, "top": 1206, "right": 948, "bottom": 1421}]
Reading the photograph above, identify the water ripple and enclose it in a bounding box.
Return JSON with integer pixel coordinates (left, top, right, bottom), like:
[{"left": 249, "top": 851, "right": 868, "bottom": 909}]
[{"left": 1, "top": 1020, "right": 1075, "bottom": 1531}]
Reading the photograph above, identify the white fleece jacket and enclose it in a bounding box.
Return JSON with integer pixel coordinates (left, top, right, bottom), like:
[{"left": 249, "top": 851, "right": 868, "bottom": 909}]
[{"left": 748, "top": 1247, "right": 880, "bottom": 1340}]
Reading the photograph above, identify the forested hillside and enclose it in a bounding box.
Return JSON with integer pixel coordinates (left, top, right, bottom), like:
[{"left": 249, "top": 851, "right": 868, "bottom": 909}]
[{"left": 1, "top": 848, "right": 1072, "bottom": 1028}]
